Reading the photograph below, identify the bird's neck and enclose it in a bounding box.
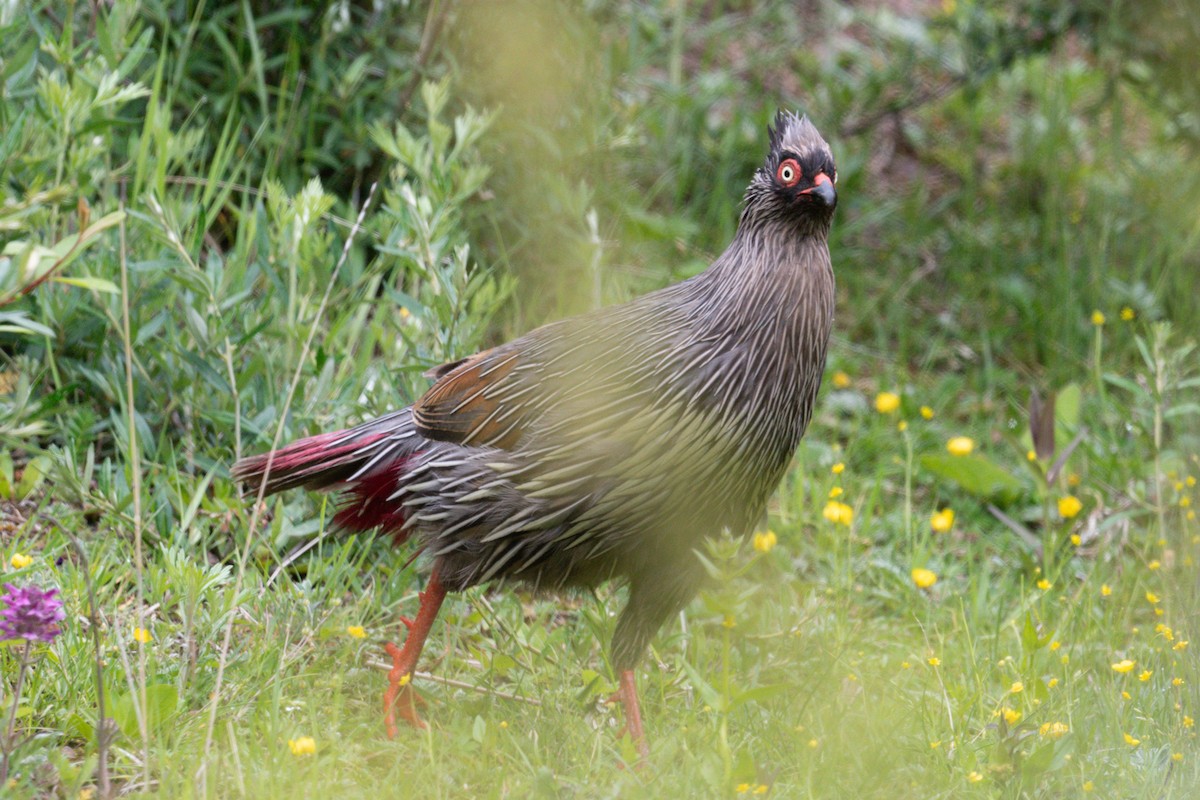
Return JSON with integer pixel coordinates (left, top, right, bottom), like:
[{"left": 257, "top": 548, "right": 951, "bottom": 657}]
[{"left": 704, "top": 218, "right": 833, "bottom": 310}]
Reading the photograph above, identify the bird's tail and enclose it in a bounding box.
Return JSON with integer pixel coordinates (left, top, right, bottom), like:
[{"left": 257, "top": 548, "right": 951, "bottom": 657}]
[{"left": 231, "top": 408, "right": 423, "bottom": 534}]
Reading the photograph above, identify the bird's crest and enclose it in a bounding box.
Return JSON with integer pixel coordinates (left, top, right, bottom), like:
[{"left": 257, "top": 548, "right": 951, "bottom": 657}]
[{"left": 767, "top": 111, "right": 829, "bottom": 161}]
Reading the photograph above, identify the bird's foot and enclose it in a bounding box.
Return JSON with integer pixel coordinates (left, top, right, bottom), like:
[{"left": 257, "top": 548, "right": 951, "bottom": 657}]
[
  {"left": 381, "top": 572, "right": 448, "bottom": 739},
  {"left": 383, "top": 640, "right": 428, "bottom": 737},
  {"left": 607, "top": 669, "right": 650, "bottom": 764}
]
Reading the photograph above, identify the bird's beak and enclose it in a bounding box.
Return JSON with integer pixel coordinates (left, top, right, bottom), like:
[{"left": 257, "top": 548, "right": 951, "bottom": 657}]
[{"left": 799, "top": 172, "right": 836, "bottom": 207}]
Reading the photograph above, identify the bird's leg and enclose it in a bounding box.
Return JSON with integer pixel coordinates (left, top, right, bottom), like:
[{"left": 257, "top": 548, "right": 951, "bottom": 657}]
[
  {"left": 383, "top": 569, "right": 446, "bottom": 738},
  {"left": 609, "top": 668, "right": 650, "bottom": 761}
]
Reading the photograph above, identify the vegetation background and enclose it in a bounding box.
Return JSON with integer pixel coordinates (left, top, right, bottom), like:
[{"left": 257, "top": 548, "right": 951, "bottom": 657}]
[{"left": 1, "top": 0, "right": 1198, "bottom": 797}]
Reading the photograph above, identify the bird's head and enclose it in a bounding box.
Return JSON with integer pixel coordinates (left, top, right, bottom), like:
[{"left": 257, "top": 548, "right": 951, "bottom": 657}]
[{"left": 743, "top": 111, "right": 837, "bottom": 229}]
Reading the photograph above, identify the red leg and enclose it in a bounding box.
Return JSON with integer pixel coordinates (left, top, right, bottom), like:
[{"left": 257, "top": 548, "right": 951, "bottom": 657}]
[
  {"left": 383, "top": 569, "right": 447, "bottom": 738},
  {"left": 609, "top": 668, "right": 650, "bottom": 761}
]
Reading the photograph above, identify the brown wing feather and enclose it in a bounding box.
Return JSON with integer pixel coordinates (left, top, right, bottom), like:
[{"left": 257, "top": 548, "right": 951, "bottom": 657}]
[{"left": 412, "top": 347, "right": 525, "bottom": 449}]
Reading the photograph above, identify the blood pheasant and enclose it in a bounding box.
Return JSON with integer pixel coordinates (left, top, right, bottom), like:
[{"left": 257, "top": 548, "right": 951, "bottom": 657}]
[{"left": 233, "top": 111, "right": 838, "bottom": 758}]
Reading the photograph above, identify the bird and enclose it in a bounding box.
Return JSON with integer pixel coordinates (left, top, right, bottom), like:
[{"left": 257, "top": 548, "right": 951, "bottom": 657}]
[{"left": 233, "top": 111, "right": 838, "bottom": 759}]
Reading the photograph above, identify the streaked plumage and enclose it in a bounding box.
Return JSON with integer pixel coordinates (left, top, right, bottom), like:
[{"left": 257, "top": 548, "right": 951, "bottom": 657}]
[{"left": 234, "top": 111, "right": 838, "bottom": 755}]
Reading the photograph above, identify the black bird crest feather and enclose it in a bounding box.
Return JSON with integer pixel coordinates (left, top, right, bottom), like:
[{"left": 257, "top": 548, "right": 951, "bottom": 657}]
[{"left": 768, "top": 110, "right": 829, "bottom": 162}]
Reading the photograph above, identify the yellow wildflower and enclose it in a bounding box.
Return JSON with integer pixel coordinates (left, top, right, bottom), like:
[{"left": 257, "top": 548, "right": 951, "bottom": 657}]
[
  {"left": 897, "top": 420, "right": 908, "bottom": 432},
  {"left": 1091, "top": 310, "right": 1106, "bottom": 326},
  {"left": 1010, "top": 681, "right": 1024, "bottom": 694},
  {"left": 753, "top": 786, "right": 769, "bottom": 795},
  {"left": 928, "top": 657, "right": 941, "bottom": 667},
  {"left": 1138, "top": 670, "right": 1153, "bottom": 682},
  {"left": 1049, "top": 641, "right": 1061, "bottom": 651},
  {"left": 133, "top": 627, "right": 152, "bottom": 644},
  {"left": 832, "top": 371, "right": 851, "bottom": 389},
  {"left": 1174, "top": 640, "right": 1189, "bottom": 651},
  {"left": 828, "top": 486, "right": 843, "bottom": 498},
  {"left": 9, "top": 552, "right": 32, "bottom": 569},
  {"left": 736, "top": 783, "right": 751, "bottom": 794},
  {"left": 929, "top": 740, "right": 941, "bottom": 749},
  {"left": 1148, "top": 560, "right": 1161, "bottom": 570},
  {"left": 1173, "top": 677, "right": 1184, "bottom": 687},
  {"left": 1182, "top": 497, "right": 1192, "bottom": 508},
  {"left": 1001, "top": 707, "right": 1021, "bottom": 725},
  {"left": 1111, "top": 659, "right": 1135, "bottom": 674},
  {"left": 967, "top": 771, "right": 983, "bottom": 783},
  {"left": 1123, "top": 732, "right": 1140, "bottom": 746},
  {"left": 753, "top": 530, "right": 778, "bottom": 553},
  {"left": 347, "top": 625, "right": 367, "bottom": 639},
  {"left": 1184, "top": 716, "right": 1194, "bottom": 729},
  {"left": 1070, "top": 534, "right": 1081, "bottom": 546},
  {"left": 1146, "top": 591, "right": 1160, "bottom": 604},
  {"left": 722, "top": 614, "right": 736, "bottom": 629},
  {"left": 1121, "top": 307, "right": 1135, "bottom": 321},
  {"left": 1039, "top": 721, "right": 1069, "bottom": 739},
  {"left": 1121, "top": 690, "right": 1131, "bottom": 700},
  {"left": 1082, "top": 781, "right": 1094, "bottom": 792},
  {"left": 822, "top": 501, "right": 853, "bottom": 527},
  {"left": 1057, "top": 495, "right": 1083, "bottom": 518},
  {"left": 831, "top": 462, "right": 845, "bottom": 475},
  {"left": 288, "top": 736, "right": 316, "bottom": 756},
  {"left": 1188, "top": 476, "right": 1197, "bottom": 487},
  {"left": 930, "top": 508, "right": 954, "bottom": 533},
  {"left": 1047, "top": 678, "right": 1059, "bottom": 688},
  {"left": 807, "top": 738, "right": 819, "bottom": 749},
  {"left": 946, "top": 436, "right": 974, "bottom": 456},
  {"left": 1173, "top": 753, "right": 1184, "bottom": 762},
  {"left": 911, "top": 568, "right": 938, "bottom": 589},
  {"left": 1037, "top": 579, "right": 1051, "bottom": 590},
  {"left": 1101, "top": 584, "right": 1112, "bottom": 597},
  {"left": 875, "top": 392, "right": 900, "bottom": 413},
  {"left": 920, "top": 406, "right": 934, "bottom": 419},
  {"left": 1026, "top": 449, "right": 1037, "bottom": 461}
]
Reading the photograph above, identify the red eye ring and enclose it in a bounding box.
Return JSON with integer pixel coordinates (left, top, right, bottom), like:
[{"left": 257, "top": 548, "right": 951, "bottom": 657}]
[{"left": 776, "top": 158, "right": 802, "bottom": 187}]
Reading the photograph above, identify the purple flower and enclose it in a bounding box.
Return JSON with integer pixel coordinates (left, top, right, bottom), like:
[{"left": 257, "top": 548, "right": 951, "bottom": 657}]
[{"left": 0, "top": 584, "right": 65, "bottom": 643}]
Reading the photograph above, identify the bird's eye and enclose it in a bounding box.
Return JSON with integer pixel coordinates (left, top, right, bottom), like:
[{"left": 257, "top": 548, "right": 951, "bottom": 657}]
[{"left": 776, "top": 159, "right": 801, "bottom": 187}]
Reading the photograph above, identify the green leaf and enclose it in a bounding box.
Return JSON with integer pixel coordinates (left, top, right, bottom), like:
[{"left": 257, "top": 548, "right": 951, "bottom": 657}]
[
  {"left": 920, "top": 453, "right": 1024, "bottom": 502},
  {"left": 0, "top": 452, "right": 12, "bottom": 499},
  {"left": 0, "top": 310, "right": 54, "bottom": 336},
  {"left": 52, "top": 276, "right": 120, "bottom": 294},
  {"left": 730, "top": 683, "right": 792, "bottom": 709},
  {"left": 112, "top": 684, "right": 179, "bottom": 740},
  {"left": 15, "top": 454, "right": 50, "bottom": 500},
  {"left": 1019, "top": 612, "right": 1053, "bottom": 654},
  {"left": 1, "top": 38, "right": 37, "bottom": 84},
  {"left": 488, "top": 653, "right": 517, "bottom": 676},
  {"left": 1056, "top": 383, "right": 1081, "bottom": 431},
  {"left": 679, "top": 658, "right": 724, "bottom": 712},
  {"left": 1023, "top": 740, "right": 1057, "bottom": 778}
]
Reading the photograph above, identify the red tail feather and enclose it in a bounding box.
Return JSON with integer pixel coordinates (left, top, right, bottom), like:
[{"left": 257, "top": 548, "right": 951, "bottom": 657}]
[
  {"left": 232, "top": 430, "right": 390, "bottom": 494},
  {"left": 334, "top": 457, "right": 412, "bottom": 534}
]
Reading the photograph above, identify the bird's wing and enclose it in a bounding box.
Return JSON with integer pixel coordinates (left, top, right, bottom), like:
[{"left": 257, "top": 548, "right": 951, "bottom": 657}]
[{"left": 412, "top": 345, "right": 531, "bottom": 449}]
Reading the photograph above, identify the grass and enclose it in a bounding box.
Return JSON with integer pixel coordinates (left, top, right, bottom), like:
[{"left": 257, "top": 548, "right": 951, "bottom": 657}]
[{"left": 2, "top": 0, "right": 1200, "bottom": 797}]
